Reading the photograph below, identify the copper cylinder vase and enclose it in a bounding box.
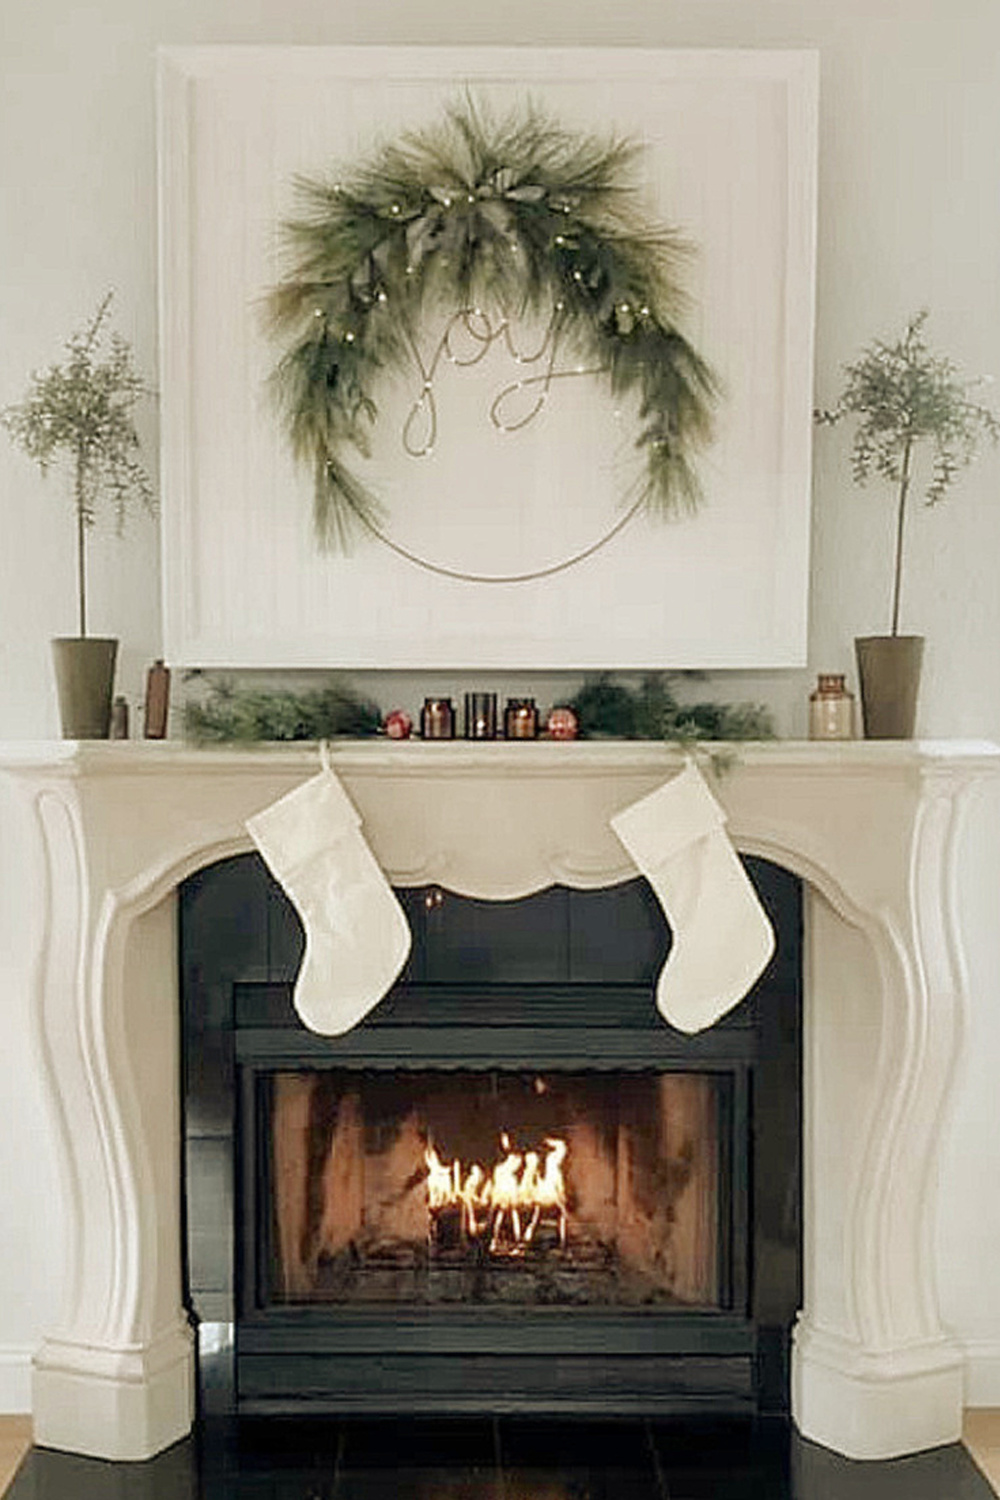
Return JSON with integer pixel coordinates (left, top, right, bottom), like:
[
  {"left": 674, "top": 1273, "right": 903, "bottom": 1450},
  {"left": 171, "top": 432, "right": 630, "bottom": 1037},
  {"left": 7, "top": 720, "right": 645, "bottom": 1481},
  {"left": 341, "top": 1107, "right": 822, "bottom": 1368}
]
[{"left": 854, "top": 635, "right": 924, "bottom": 739}]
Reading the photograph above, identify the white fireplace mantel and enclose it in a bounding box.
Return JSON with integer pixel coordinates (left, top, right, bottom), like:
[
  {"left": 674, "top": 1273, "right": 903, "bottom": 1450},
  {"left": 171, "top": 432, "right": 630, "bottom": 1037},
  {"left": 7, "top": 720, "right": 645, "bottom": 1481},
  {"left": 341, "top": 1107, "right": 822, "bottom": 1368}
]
[{"left": 2, "top": 737, "right": 998, "bottom": 1463}]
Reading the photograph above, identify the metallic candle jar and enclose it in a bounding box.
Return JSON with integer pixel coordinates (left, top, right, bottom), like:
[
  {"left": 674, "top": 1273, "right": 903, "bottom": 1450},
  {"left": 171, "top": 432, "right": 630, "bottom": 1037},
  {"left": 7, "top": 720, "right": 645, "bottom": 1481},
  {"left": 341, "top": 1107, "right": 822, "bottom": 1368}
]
[
  {"left": 808, "top": 674, "right": 855, "bottom": 740},
  {"left": 504, "top": 698, "right": 539, "bottom": 739},
  {"left": 464, "top": 692, "right": 498, "bottom": 739},
  {"left": 420, "top": 697, "right": 455, "bottom": 739}
]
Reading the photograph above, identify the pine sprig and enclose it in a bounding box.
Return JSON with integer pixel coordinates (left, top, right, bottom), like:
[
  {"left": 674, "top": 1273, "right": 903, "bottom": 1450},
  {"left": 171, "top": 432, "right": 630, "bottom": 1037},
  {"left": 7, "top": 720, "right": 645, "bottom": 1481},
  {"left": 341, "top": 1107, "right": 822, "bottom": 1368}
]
[
  {"left": 569, "top": 673, "right": 774, "bottom": 744},
  {"left": 183, "top": 678, "right": 383, "bottom": 743},
  {"left": 268, "top": 96, "right": 718, "bottom": 548}
]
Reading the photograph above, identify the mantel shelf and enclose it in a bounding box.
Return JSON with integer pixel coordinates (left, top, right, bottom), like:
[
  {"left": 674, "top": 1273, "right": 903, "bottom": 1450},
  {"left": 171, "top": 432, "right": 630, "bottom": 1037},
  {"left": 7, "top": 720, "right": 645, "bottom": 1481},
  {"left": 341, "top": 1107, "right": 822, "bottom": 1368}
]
[{"left": 1, "top": 736, "right": 998, "bottom": 779}]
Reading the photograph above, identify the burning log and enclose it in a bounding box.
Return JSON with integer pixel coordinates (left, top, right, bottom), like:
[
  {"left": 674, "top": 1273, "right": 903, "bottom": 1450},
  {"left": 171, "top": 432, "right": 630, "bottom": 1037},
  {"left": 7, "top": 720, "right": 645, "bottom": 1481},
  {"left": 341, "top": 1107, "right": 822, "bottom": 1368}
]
[{"left": 424, "top": 1132, "right": 569, "bottom": 1257}]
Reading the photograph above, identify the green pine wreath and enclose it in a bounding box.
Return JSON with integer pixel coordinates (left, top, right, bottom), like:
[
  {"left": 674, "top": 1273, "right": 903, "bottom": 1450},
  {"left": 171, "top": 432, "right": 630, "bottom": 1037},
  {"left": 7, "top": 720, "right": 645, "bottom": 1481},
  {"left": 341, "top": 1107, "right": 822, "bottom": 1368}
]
[{"left": 268, "top": 97, "right": 719, "bottom": 552}]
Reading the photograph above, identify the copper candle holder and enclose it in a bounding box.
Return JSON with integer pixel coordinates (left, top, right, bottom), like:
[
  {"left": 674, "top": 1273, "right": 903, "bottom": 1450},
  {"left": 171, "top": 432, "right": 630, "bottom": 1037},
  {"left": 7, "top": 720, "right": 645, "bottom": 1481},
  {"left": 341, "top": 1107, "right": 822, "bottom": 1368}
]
[
  {"left": 504, "top": 698, "right": 539, "bottom": 739},
  {"left": 420, "top": 697, "right": 456, "bottom": 739}
]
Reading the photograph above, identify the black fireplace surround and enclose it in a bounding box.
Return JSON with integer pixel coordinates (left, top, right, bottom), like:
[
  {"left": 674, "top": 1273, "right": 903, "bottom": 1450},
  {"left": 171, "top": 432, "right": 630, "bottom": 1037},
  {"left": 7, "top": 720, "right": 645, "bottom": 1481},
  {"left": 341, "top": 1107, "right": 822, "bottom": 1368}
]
[{"left": 180, "top": 855, "right": 801, "bottom": 1422}]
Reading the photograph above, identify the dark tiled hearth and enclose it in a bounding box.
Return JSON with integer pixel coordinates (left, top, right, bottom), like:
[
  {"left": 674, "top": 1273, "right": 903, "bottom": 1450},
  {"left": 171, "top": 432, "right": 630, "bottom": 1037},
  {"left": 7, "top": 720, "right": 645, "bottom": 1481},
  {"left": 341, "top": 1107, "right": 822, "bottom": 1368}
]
[{"left": 4, "top": 1418, "right": 994, "bottom": 1499}]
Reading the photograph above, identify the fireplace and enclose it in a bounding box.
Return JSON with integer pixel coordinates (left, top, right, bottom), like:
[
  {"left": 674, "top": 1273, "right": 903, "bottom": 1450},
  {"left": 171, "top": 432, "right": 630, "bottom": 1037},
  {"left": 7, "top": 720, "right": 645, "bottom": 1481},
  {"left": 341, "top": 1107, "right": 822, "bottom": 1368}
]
[
  {"left": 1, "top": 738, "right": 994, "bottom": 1461},
  {"left": 181, "top": 858, "right": 801, "bottom": 1417},
  {"left": 267, "top": 1069, "right": 721, "bottom": 1309}
]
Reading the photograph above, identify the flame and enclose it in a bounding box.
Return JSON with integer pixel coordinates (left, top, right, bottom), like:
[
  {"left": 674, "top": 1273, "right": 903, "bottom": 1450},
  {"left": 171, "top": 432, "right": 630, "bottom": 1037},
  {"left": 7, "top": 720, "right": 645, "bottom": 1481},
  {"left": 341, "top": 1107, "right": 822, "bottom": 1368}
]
[{"left": 424, "top": 1132, "right": 568, "bottom": 1255}]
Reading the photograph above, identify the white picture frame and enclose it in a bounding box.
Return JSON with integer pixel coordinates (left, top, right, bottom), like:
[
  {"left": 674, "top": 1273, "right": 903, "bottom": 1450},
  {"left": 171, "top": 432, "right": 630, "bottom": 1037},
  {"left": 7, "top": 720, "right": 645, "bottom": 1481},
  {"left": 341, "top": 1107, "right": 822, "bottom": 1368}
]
[{"left": 158, "top": 45, "right": 818, "bottom": 669}]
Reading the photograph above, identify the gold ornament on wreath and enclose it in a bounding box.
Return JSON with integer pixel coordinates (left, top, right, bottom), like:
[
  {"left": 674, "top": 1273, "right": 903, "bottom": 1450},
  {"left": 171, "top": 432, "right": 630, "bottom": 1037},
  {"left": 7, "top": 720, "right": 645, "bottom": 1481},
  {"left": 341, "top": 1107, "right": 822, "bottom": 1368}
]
[{"left": 268, "top": 96, "right": 719, "bottom": 576}]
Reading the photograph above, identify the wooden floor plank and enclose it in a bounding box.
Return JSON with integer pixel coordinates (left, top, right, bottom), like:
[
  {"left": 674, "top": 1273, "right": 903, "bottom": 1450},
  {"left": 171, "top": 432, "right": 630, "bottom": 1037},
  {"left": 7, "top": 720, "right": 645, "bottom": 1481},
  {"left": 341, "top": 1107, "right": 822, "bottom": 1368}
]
[
  {"left": 0, "top": 1416, "right": 31, "bottom": 1499},
  {"left": 964, "top": 1410, "right": 1000, "bottom": 1497}
]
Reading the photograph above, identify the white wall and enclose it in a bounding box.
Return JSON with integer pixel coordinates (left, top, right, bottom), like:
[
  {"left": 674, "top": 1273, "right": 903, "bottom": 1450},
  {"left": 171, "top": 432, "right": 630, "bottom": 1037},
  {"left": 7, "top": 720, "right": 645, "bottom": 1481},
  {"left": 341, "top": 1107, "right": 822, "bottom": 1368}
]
[{"left": 2, "top": 0, "right": 1000, "bottom": 1411}]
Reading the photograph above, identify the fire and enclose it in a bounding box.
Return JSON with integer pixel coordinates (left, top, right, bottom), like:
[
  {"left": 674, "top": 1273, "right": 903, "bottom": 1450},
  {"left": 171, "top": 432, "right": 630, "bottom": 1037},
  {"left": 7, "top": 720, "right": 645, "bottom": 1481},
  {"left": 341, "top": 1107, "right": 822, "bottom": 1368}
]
[{"left": 424, "top": 1132, "right": 569, "bottom": 1256}]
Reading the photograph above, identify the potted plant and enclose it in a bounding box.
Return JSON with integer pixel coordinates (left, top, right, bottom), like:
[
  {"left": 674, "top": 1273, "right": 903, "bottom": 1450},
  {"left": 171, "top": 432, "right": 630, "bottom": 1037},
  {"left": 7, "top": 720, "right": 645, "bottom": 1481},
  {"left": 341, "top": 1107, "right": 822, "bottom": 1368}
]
[
  {"left": 815, "top": 311, "right": 998, "bottom": 738},
  {"left": 2, "top": 293, "right": 156, "bottom": 737}
]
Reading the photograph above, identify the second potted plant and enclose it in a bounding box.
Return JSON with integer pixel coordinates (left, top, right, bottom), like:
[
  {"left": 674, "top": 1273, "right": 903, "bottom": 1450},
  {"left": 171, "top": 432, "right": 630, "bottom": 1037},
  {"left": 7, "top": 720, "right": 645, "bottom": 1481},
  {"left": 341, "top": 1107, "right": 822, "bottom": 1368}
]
[
  {"left": 816, "top": 311, "right": 998, "bottom": 738},
  {"left": 2, "top": 293, "right": 156, "bottom": 737}
]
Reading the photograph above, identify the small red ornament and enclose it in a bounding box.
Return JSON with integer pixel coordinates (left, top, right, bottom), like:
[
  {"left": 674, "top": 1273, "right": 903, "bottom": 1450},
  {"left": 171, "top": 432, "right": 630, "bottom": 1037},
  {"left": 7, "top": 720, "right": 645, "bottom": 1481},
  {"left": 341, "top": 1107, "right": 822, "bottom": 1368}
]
[
  {"left": 546, "top": 706, "right": 578, "bottom": 740},
  {"left": 384, "top": 709, "right": 413, "bottom": 740}
]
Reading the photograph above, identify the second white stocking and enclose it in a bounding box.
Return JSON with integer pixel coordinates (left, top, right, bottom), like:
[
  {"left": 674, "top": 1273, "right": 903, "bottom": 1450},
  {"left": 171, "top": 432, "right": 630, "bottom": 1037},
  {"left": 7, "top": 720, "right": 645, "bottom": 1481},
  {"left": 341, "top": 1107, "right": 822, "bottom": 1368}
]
[{"left": 610, "top": 761, "right": 775, "bottom": 1033}]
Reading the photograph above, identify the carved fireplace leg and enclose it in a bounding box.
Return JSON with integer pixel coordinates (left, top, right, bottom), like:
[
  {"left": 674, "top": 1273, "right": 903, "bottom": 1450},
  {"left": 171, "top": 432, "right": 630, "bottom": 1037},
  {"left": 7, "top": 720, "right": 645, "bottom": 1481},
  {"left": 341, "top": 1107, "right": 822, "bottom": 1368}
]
[
  {"left": 30, "top": 793, "right": 194, "bottom": 1460},
  {"left": 791, "top": 872, "right": 965, "bottom": 1460}
]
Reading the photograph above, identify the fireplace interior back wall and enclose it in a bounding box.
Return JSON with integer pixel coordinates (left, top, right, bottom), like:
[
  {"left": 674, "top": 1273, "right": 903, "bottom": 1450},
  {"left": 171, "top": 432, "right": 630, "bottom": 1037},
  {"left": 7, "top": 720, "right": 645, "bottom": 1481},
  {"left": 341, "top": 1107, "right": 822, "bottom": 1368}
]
[{"left": 180, "top": 854, "right": 802, "bottom": 1420}]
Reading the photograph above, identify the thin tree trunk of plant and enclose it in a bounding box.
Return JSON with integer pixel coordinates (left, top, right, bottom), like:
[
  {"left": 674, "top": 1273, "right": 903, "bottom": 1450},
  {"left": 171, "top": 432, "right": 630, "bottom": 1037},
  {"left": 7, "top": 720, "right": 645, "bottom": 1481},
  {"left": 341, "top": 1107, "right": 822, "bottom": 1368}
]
[
  {"left": 75, "top": 449, "right": 87, "bottom": 638},
  {"left": 890, "top": 434, "right": 913, "bottom": 637}
]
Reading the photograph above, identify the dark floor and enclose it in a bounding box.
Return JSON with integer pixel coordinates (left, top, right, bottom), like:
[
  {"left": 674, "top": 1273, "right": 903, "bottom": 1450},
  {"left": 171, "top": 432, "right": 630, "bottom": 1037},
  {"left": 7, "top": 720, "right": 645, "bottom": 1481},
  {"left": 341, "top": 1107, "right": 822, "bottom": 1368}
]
[{"left": 5, "top": 1417, "right": 995, "bottom": 1499}]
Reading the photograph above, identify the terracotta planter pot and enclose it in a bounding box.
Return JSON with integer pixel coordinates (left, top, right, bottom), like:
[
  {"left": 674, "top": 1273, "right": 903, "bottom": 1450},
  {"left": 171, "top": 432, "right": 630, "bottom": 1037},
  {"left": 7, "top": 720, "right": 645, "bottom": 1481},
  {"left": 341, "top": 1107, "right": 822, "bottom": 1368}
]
[
  {"left": 854, "top": 635, "right": 924, "bottom": 740},
  {"left": 51, "top": 637, "right": 118, "bottom": 739}
]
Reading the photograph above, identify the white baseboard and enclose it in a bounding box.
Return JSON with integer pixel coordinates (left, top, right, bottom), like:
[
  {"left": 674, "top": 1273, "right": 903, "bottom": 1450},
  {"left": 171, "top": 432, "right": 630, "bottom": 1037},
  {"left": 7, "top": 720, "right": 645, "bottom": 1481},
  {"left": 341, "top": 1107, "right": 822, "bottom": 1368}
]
[
  {"left": 963, "top": 1341, "right": 1000, "bottom": 1407},
  {"left": 0, "top": 1347, "right": 33, "bottom": 1414}
]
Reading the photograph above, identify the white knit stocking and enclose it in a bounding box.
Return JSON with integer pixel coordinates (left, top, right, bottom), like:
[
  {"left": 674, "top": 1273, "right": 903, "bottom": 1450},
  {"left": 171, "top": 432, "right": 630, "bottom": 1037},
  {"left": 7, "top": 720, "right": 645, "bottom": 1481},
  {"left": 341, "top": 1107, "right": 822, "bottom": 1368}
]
[
  {"left": 246, "top": 752, "right": 411, "bottom": 1035},
  {"left": 610, "top": 760, "right": 775, "bottom": 1033}
]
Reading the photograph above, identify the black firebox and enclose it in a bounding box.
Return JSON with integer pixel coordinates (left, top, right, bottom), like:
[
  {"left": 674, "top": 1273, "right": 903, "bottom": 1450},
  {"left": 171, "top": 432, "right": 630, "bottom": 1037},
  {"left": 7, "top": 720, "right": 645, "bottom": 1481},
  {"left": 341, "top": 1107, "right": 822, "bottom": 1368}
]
[{"left": 180, "top": 856, "right": 801, "bottom": 1420}]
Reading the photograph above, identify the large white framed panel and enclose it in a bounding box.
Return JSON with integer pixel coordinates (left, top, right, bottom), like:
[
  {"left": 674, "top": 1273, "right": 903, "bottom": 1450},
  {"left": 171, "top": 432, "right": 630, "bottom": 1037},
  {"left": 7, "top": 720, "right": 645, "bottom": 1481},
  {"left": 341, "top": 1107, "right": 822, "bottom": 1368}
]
[{"left": 158, "top": 46, "right": 818, "bottom": 669}]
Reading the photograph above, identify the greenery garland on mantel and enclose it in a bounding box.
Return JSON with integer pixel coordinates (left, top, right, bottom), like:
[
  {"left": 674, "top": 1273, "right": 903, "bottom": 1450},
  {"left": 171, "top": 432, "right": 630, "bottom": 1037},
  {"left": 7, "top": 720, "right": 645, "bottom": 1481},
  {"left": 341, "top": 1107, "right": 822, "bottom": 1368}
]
[
  {"left": 182, "top": 673, "right": 773, "bottom": 750},
  {"left": 268, "top": 97, "right": 719, "bottom": 551}
]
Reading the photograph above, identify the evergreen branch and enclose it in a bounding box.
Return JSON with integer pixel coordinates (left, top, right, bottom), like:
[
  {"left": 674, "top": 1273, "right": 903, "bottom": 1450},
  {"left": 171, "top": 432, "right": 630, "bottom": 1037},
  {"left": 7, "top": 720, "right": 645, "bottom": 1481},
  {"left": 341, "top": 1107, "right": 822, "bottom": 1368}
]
[
  {"left": 568, "top": 673, "right": 775, "bottom": 743},
  {"left": 183, "top": 678, "right": 383, "bottom": 743}
]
